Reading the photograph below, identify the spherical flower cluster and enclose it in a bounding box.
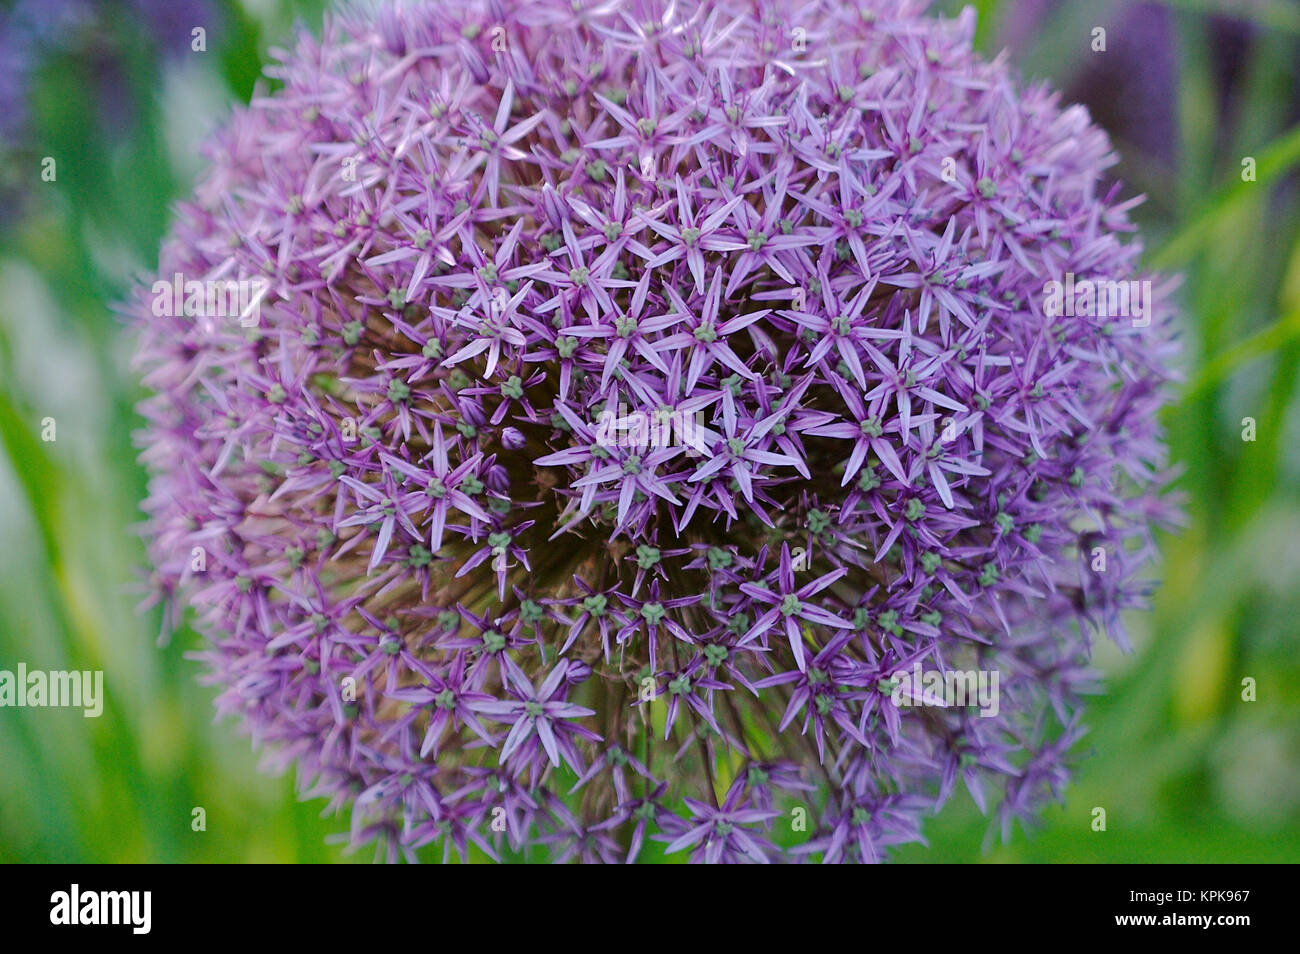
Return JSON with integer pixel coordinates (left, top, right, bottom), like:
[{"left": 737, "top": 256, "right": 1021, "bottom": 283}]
[{"left": 132, "top": 0, "right": 1179, "bottom": 862}]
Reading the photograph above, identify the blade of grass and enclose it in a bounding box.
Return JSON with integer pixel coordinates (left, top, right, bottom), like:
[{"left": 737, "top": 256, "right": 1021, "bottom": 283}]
[{"left": 1150, "top": 124, "right": 1300, "bottom": 270}]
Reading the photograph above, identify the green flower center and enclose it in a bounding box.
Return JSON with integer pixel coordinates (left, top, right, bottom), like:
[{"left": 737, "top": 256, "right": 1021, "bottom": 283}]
[{"left": 500, "top": 375, "right": 524, "bottom": 400}]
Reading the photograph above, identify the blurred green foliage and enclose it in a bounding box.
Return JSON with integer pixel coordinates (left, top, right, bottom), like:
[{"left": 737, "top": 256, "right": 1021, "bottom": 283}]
[{"left": 1, "top": 0, "right": 1297, "bottom": 863}]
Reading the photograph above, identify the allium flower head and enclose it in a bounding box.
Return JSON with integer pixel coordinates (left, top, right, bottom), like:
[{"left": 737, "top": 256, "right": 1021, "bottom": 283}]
[{"left": 132, "top": 0, "right": 1179, "bottom": 862}]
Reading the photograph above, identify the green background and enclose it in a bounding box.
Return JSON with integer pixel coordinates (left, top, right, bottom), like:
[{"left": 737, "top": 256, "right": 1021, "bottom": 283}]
[{"left": 1, "top": 0, "right": 1297, "bottom": 863}]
